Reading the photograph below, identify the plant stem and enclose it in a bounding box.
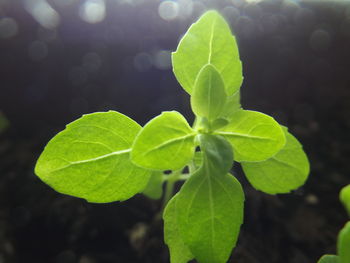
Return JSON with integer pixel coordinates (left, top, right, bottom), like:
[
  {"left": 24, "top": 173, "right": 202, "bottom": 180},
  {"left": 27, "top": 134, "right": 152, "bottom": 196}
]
[{"left": 162, "top": 170, "right": 181, "bottom": 211}]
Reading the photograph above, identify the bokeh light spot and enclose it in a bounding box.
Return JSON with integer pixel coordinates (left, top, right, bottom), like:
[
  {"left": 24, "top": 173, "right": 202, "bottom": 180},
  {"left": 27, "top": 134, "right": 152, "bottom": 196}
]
[
  {"left": 153, "top": 50, "right": 171, "bottom": 70},
  {"left": 158, "top": 1, "right": 179, "bottom": 21},
  {"left": 0, "top": 17, "right": 18, "bottom": 39},
  {"left": 221, "top": 6, "right": 240, "bottom": 23},
  {"left": 24, "top": 0, "right": 60, "bottom": 29},
  {"left": 79, "top": 0, "right": 106, "bottom": 24},
  {"left": 52, "top": 0, "right": 78, "bottom": 8}
]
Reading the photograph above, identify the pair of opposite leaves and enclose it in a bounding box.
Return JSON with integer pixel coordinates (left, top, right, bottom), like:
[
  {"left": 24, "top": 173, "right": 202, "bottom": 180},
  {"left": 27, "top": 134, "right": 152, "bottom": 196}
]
[
  {"left": 35, "top": 10, "right": 310, "bottom": 263},
  {"left": 35, "top": 108, "right": 306, "bottom": 202}
]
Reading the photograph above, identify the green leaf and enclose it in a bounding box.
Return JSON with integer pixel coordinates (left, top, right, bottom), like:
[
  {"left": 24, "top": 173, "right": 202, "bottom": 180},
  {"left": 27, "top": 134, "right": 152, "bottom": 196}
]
[
  {"left": 241, "top": 128, "right": 309, "bottom": 194},
  {"left": 338, "top": 221, "right": 350, "bottom": 263},
  {"left": 211, "top": 118, "right": 229, "bottom": 131},
  {"left": 219, "top": 91, "right": 241, "bottom": 120},
  {"left": 163, "top": 194, "right": 194, "bottom": 263},
  {"left": 199, "top": 134, "right": 233, "bottom": 174},
  {"left": 318, "top": 255, "right": 339, "bottom": 263},
  {"left": 176, "top": 171, "right": 244, "bottom": 263},
  {"left": 340, "top": 185, "right": 350, "bottom": 216},
  {"left": 35, "top": 111, "right": 150, "bottom": 203},
  {"left": 176, "top": 135, "right": 242, "bottom": 263},
  {"left": 131, "top": 111, "right": 196, "bottom": 171},
  {"left": 193, "top": 151, "right": 203, "bottom": 169},
  {"left": 191, "top": 64, "right": 227, "bottom": 121},
  {"left": 216, "top": 110, "right": 286, "bottom": 162},
  {"left": 142, "top": 171, "right": 164, "bottom": 200},
  {"left": 172, "top": 10, "right": 243, "bottom": 96}
]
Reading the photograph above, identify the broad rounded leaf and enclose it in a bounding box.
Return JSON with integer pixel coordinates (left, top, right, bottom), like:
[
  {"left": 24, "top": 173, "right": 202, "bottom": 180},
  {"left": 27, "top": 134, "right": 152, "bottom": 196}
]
[
  {"left": 176, "top": 171, "right": 244, "bottom": 263},
  {"left": 142, "top": 171, "right": 164, "bottom": 200},
  {"left": 318, "top": 255, "right": 339, "bottom": 263},
  {"left": 164, "top": 194, "right": 194, "bottom": 263},
  {"left": 338, "top": 221, "right": 350, "bottom": 263},
  {"left": 242, "top": 128, "right": 309, "bottom": 194},
  {"left": 191, "top": 64, "right": 227, "bottom": 121},
  {"left": 216, "top": 110, "right": 286, "bottom": 162},
  {"left": 172, "top": 10, "right": 243, "bottom": 96},
  {"left": 35, "top": 111, "right": 150, "bottom": 203},
  {"left": 340, "top": 184, "right": 350, "bottom": 216},
  {"left": 131, "top": 111, "right": 196, "bottom": 170}
]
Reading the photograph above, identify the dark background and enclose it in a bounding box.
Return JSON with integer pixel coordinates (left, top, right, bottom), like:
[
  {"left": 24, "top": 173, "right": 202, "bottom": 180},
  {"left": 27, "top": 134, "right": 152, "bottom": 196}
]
[{"left": 0, "top": 0, "right": 349, "bottom": 262}]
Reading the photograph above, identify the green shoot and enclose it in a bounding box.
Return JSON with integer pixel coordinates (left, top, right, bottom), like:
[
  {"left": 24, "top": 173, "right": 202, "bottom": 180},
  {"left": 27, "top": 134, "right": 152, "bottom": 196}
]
[{"left": 35, "top": 10, "right": 310, "bottom": 263}]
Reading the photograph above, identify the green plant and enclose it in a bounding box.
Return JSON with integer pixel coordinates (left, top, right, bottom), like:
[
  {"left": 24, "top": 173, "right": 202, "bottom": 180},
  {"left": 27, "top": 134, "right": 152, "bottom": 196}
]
[
  {"left": 317, "top": 185, "right": 350, "bottom": 263},
  {"left": 35, "top": 11, "right": 310, "bottom": 263}
]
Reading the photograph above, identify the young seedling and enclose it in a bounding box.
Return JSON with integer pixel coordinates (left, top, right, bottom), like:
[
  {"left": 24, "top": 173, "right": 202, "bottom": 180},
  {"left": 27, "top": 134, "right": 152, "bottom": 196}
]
[
  {"left": 317, "top": 185, "right": 350, "bottom": 263},
  {"left": 35, "top": 11, "right": 310, "bottom": 263}
]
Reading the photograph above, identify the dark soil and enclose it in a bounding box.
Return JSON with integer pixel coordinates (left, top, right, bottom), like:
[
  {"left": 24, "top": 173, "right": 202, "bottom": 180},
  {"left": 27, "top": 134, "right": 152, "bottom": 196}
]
[{"left": 0, "top": 0, "right": 349, "bottom": 262}]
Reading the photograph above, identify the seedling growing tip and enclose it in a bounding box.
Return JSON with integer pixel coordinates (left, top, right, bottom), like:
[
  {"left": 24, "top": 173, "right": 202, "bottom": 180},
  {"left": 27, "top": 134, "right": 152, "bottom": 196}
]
[{"left": 35, "top": 11, "right": 310, "bottom": 263}]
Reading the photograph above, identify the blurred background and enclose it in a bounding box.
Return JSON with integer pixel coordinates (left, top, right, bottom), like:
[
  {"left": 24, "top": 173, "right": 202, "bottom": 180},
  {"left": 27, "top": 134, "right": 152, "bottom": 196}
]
[{"left": 0, "top": 0, "right": 350, "bottom": 262}]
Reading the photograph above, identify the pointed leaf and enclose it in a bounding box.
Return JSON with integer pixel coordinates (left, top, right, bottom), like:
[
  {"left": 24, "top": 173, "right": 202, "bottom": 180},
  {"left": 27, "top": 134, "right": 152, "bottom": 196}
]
[
  {"left": 318, "top": 255, "right": 339, "bottom": 263},
  {"left": 172, "top": 10, "right": 243, "bottom": 96},
  {"left": 131, "top": 111, "right": 196, "bottom": 170},
  {"left": 142, "top": 171, "right": 164, "bottom": 200},
  {"left": 176, "top": 170, "right": 244, "bottom": 263},
  {"left": 191, "top": 64, "right": 227, "bottom": 121},
  {"left": 35, "top": 111, "right": 150, "bottom": 203},
  {"left": 340, "top": 185, "right": 350, "bottom": 216},
  {"left": 216, "top": 110, "right": 286, "bottom": 162},
  {"left": 176, "top": 138, "right": 241, "bottom": 263},
  {"left": 164, "top": 194, "right": 194, "bottom": 263},
  {"left": 338, "top": 221, "right": 350, "bottom": 263},
  {"left": 241, "top": 128, "right": 309, "bottom": 194}
]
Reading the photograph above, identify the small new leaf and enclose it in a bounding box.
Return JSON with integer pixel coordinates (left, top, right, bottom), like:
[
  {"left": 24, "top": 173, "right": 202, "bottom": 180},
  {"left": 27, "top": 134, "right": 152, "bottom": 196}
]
[
  {"left": 216, "top": 110, "right": 286, "bottom": 162},
  {"left": 191, "top": 64, "right": 227, "bottom": 121},
  {"left": 242, "top": 128, "right": 309, "bottom": 194},
  {"left": 172, "top": 10, "right": 243, "bottom": 96},
  {"left": 131, "top": 111, "right": 196, "bottom": 171},
  {"left": 163, "top": 194, "right": 194, "bottom": 263},
  {"left": 338, "top": 221, "right": 350, "bottom": 263},
  {"left": 199, "top": 134, "right": 233, "bottom": 174},
  {"left": 35, "top": 111, "right": 150, "bottom": 203},
  {"left": 318, "top": 255, "right": 339, "bottom": 263},
  {"left": 340, "top": 184, "right": 350, "bottom": 216}
]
